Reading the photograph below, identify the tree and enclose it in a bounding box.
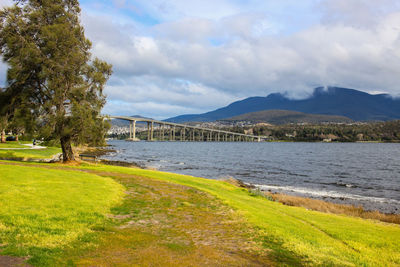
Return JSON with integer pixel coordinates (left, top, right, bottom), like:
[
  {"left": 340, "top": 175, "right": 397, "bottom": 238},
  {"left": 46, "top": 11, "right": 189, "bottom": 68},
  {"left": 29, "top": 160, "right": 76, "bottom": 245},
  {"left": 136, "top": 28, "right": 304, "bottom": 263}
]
[
  {"left": 0, "top": 0, "right": 112, "bottom": 161},
  {"left": 0, "top": 91, "right": 10, "bottom": 143},
  {"left": 0, "top": 116, "right": 7, "bottom": 143}
]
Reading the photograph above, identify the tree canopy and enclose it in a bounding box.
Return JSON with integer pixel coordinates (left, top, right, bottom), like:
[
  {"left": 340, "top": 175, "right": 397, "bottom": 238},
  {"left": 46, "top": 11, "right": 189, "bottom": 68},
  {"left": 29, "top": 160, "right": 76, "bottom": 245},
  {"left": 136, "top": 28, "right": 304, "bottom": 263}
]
[{"left": 0, "top": 0, "right": 112, "bottom": 161}]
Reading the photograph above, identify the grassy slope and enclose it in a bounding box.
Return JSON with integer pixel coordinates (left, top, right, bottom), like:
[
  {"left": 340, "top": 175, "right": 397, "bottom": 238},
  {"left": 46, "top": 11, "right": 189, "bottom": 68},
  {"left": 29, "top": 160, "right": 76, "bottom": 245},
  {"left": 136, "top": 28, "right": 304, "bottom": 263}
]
[
  {"left": 0, "top": 164, "right": 124, "bottom": 266},
  {"left": 62, "top": 170, "right": 274, "bottom": 266},
  {"left": 0, "top": 142, "right": 28, "bottom": 148},
  {"left": 73, "top": 164, "right": 400, "bottom": 266},
  {"left": 0, "top": 147, "right": 61, "bottom": 160},
  {"left": 1, "top": 161, "right": 399, "bottom": 266}
]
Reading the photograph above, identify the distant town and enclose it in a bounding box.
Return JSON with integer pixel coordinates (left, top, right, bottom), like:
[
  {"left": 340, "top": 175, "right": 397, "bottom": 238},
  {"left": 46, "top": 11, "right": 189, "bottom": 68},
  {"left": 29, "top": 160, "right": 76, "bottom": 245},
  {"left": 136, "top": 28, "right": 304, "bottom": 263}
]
[{"left": 107, "top": 119, "right": 400, "bottom": 143}]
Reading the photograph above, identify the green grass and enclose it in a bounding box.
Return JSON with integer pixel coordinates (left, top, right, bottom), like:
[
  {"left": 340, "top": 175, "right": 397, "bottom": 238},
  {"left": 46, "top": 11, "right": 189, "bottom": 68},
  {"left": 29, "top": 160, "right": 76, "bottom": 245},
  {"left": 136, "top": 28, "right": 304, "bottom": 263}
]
[
  {"left": 0, "top": 141, "right": 29, "bottom": 148},
  {"left": 71, "top": 164, "right": 400, "bottom": 266},
  {"left": 0, "top": 147, "right": 61, "bottom": 160},
  {"left": 0, "top": 164, "right": 125, "bottom": 265},
  {"left": 61, "top": 170, "right": 273, "bottom": 266},
  {"left": 1, "top": 161, "right": 399, "bottom": 266}
]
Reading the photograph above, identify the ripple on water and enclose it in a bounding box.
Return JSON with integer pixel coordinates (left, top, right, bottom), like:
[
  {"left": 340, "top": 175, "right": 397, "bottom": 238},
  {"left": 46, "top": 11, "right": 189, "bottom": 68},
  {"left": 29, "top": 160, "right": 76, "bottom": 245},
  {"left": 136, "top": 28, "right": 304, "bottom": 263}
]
[{"left": 103, "top": 141, "right": 400, "bottom": 213}]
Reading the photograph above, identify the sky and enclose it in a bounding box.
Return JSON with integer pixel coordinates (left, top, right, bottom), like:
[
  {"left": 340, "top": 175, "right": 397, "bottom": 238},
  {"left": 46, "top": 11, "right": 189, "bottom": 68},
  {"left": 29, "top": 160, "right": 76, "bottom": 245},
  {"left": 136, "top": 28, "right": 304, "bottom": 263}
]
[{"left": 1, "top": 0, "right": 400, "bottom": 119}]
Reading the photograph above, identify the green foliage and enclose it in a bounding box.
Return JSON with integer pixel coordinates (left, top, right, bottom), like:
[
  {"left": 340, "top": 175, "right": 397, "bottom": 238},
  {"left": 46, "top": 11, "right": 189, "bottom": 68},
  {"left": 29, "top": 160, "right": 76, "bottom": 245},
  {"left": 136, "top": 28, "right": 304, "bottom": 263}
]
[
  {"left": 42, "top": 139, "right": 60, "bottom": 147},
  {"left": 0, "top": 164, "right": 124, "bottom": 265},
  {"left": 250, "top": 120, "right": 400, "bottom": 142},
  {"left": 0, "top": 0, "right": 112, "bottom": 160},
  {"left": 248, "top": 188, "right": 275, "bottom": 201},
  {"left": 228, "top": 109, "right": 353, "bottom": 125}
]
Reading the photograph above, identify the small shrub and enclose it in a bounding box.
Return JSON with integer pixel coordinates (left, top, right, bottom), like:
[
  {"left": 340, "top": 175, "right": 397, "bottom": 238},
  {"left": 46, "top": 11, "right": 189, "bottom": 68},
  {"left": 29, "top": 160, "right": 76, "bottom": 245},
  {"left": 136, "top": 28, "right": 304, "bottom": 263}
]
[{"left": 249, "top": 188, "right": 273, "bottom": 201}]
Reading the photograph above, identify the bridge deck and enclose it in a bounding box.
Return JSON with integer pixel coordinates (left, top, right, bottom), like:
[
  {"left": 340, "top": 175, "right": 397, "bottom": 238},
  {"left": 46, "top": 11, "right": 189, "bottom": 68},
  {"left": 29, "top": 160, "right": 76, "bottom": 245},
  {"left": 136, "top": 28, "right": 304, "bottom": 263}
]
[{"left": 108, "top": 116, "right": 267, "bottom": 142}]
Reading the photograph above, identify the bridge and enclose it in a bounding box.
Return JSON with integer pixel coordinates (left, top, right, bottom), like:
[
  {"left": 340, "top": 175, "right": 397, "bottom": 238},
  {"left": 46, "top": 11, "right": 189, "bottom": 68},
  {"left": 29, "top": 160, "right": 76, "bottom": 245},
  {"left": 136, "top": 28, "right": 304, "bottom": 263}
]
[{"left": 108, "top": 116, "right": 267, "bottom": 142}]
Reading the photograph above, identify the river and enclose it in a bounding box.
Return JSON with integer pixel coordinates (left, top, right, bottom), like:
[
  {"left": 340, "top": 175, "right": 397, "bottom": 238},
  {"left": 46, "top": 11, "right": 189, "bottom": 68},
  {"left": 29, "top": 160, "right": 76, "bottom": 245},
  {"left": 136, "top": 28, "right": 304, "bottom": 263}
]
[{"left": 103, "top": 140, "right": 400, "bottom": 214}]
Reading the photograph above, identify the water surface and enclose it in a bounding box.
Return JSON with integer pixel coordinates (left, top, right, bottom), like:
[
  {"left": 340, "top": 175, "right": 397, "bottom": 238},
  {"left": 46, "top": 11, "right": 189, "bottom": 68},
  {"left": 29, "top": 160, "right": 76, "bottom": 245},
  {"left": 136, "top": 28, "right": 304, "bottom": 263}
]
[{"left": 104, "top": 141, "right": 400, "bottom": 213}]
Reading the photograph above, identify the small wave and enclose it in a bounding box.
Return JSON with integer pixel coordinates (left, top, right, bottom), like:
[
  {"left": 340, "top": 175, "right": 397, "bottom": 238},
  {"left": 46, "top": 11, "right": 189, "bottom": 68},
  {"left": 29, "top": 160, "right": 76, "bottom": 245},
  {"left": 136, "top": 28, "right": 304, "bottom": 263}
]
[
  {"left": 180, "top": 167, "right": 195, "bottom": 170},
  {"left": 267, "top": 171, "right": 285, "bottom": 175},
  {"left": 255, "top": 184, "right": 400, "bottom": 205},
  {"left": 287, "top": 172, "right": 309, "bottom": 178},
  {"left": 145, "top": 164, "right": 161, "bottom": 170},
  {"left": 217, "top": 175, "right": 235, "bottom": 180},
  {"left": 321, "top": 182, "right": 357, "bottom": 188},
  {"left": 234, "top": 172, "right": 252, "bottom": 176}
]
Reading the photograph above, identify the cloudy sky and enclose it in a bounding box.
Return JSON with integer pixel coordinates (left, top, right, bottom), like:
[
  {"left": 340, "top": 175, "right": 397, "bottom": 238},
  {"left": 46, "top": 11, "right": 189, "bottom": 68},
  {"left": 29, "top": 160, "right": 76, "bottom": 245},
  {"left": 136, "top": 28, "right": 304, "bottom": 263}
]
[{"left": 1, "top": 0, "right": 400, "bottom": 119}]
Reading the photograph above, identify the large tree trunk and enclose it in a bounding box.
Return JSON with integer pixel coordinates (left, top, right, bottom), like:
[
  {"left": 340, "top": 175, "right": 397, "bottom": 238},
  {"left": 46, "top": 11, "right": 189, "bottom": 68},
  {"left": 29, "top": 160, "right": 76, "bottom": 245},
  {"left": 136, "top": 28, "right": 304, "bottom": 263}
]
[
  {"left": 1, "top": 130, "right": 5, "bottom": 143},
  {"left": 60, "top": 135, "right": 75, "bottom": 162}
]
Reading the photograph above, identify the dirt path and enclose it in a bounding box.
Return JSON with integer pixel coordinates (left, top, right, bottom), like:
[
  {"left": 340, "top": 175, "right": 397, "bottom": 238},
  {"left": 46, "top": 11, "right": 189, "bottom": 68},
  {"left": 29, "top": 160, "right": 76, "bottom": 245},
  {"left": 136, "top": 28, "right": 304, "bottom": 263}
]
[
  {"left": 0, "top": 144, "right": 47, "bottom": 150},
  {"left": 68, "top": 172, "right": 272, "bottom": 266},
  {"left": 0, "top": 256, "right": 31, "bottom": 267},
  {"left": 0, "top": 162, "right": 273, "bottom": 266}
]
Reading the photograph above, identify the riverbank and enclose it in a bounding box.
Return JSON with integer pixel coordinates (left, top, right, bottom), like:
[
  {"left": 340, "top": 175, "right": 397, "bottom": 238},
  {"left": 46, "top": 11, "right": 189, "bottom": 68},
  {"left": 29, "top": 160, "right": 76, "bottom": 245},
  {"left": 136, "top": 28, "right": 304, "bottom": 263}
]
[
  {"left": 76, "top": 145, "right": 400, "bottom": 225},
  {"left": 264, "top": 190, "right": 400, "bottom": 224},
  {"left": 102, "top": 140, "right": 400, "bottom": 214},
  {"left": 6, "top": 142, "right": 397, "bottom": 219},
  {"left": 223, "top": 178, "right": 400, "bottom": 224},
  {"left": 88, "top": 144, "right": 400, "bottom": 221},
  {"left": 0, "top": 160, "right": 399, "bottom": 266}
]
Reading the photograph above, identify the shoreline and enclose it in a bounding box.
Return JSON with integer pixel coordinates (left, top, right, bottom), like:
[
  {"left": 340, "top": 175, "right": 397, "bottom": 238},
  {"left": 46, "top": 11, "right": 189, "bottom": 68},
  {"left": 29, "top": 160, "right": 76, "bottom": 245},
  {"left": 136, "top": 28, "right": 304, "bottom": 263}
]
[
  {"left": 106, "top": 137, "right": 400, "bottom": 143},
  {"left": 89, "top": 145, "right": 400, "bottom": 220},
  {"left": 99, "top": 156, "right": 400, "bottom": 221},
  {"left": 263, "top": 191, "right": 400, "bottom": 224},
  {"left": 225, "top": 178, "right": 400, "bottom": 224},
  {"left": 254, "top": 183, "right": 400, "bottom": 215}
]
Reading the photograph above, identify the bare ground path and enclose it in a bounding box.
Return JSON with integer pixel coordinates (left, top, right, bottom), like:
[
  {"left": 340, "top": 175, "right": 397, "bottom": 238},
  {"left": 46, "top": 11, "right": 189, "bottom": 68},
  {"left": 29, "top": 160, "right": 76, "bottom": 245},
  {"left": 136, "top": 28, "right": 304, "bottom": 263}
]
[
  {"left": 0, "top": 161, "right": 275, "bottom": 266},
  {"left": 0, "top": 255, "right": 31, "bottom": 267},
  {"left": 0, "top": 144, "right": 47, "bottom": 150}
]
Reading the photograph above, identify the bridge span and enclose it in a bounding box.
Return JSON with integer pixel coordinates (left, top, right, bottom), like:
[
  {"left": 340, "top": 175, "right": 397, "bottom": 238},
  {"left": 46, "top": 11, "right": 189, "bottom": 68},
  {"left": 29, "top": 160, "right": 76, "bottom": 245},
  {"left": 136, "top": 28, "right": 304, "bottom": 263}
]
[{"left": 108, "top": 116, "right": 267, "bottom": 142}]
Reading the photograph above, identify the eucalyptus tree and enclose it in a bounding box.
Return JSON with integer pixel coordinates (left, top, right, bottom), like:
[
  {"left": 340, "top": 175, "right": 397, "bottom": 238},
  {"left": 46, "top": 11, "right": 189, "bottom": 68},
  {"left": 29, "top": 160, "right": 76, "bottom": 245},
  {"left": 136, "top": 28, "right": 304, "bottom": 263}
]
[
  {"left": 0, "top": 88, "right": 10, "bottom": 143},
  {"left": 0, "top": 115, "right": 7, "bottom": 143},
  {"left": 0, "top": 0, "right": 112, "bottom": 161}
]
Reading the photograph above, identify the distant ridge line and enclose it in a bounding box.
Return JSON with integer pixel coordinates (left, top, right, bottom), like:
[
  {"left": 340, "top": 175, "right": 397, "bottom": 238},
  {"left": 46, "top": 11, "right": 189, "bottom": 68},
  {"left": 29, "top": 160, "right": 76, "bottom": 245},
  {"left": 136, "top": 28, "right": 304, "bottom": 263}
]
[
  {"left": 225, "top": 109, "right": 353, "bottom": 125},
  {"left": 166, "top": 87, "right": 400, "bottom": 123}
]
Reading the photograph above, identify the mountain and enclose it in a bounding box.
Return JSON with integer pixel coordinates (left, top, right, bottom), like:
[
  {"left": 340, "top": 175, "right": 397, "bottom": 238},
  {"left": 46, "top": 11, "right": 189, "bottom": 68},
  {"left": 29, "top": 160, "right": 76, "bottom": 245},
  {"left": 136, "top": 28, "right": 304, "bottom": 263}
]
[
  {"left": 166, "top": 87, "right": 400, "bottom": 123},
  {"left": 225, "top": 110, "right": 353, "bottom": 125}
]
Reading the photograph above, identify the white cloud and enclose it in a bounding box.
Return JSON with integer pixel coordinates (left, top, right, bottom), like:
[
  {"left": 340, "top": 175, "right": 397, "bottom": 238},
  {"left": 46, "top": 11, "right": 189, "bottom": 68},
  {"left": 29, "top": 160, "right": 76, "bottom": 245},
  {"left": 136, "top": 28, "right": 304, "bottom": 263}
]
[
  {"left": 2, "top": 0, "right": 400, "bottom": 118},
  {"left": 153, "top": 18, "right": 216, "bottom": 42},
  {"left": 102, "top": 75, "right": 237, "bottom": 118},
  {"left": 78, "top": 3, "right": 400, "bottom": 117},
  {"left": 131, "top": 0, "right": 242, "bottom": 21},
  {"left": 0, "top": 0, "right": 12, "bottom": 9},
  {"left": 318, "top": 0, "right": 400, "bottom": 27}
]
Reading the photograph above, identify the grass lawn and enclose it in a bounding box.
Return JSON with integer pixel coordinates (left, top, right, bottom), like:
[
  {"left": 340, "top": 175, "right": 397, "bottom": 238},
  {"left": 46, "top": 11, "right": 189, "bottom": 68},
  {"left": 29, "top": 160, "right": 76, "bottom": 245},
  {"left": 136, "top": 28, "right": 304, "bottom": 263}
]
[
  {"left": 0, "top": 141, "right": 29, "bottom": 148},
  {"left": 0, "top": 161, "right": 399, "bottom": 266},
  {"left": 72, "top": 164, "right": 400, "bottom": 266},
  {"left": 0, "top": 147, "right": 61, "bottom": 160},
  {"left": 61, "top": 169, "right": 274, "bottom": 266},
  {"left": 0, "top": 164, "right": 124, "bottom": 266}
]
